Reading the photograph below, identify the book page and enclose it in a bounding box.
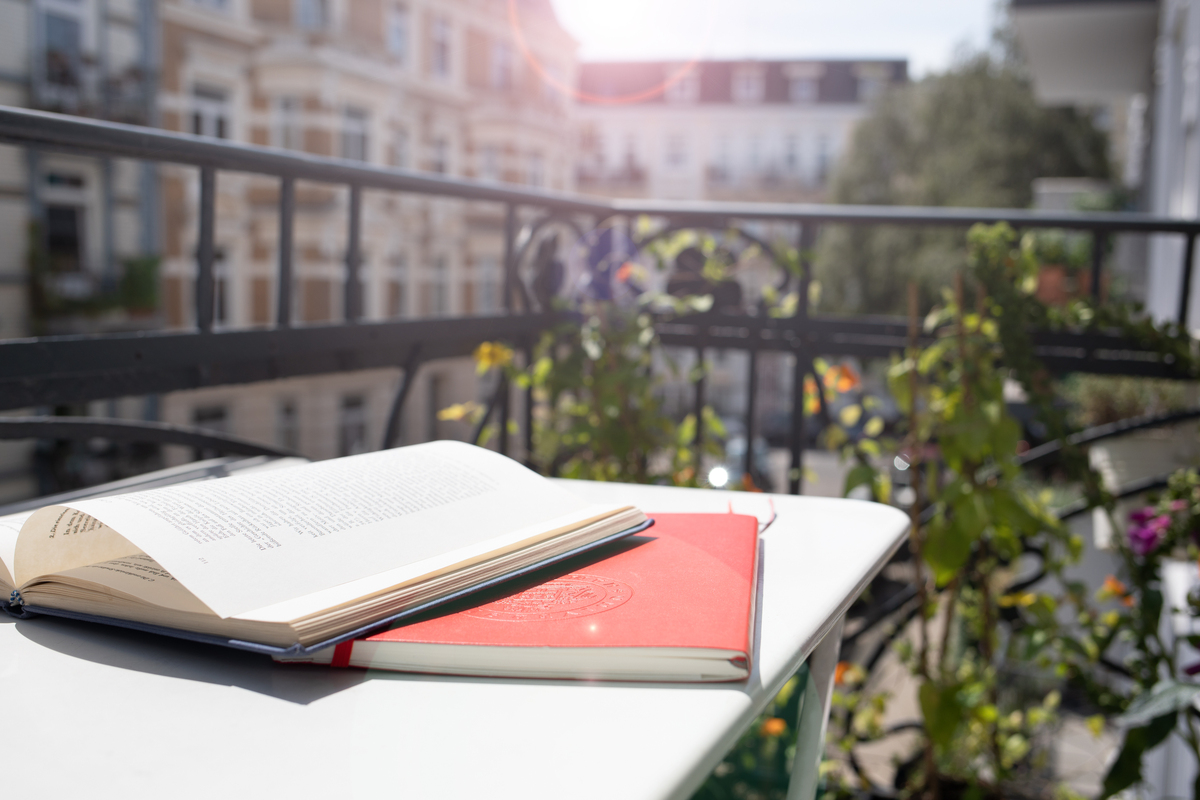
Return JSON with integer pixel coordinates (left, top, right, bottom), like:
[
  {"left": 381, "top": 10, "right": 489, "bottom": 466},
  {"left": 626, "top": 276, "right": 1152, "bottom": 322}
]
[
  {"left": 49, "top": 553, "right": 213, "bottom": 614},
  {"left": 18, "top": 442, "right": 598, "bottom": 619},
  {"left": 0, "top": 510, "right": 33, "bottom": 590}
]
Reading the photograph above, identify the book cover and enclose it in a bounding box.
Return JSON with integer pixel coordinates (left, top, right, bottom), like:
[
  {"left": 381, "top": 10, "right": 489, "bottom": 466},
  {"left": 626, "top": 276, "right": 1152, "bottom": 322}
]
[{"left": 284, "top": 512, "right": 760, "bottom": 681}]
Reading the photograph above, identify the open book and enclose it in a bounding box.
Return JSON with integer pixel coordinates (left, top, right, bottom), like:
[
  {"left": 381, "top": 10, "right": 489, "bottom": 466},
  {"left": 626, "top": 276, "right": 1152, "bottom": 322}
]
[{"left": 0, "top": 441, "right": 647, "bottom": 655}]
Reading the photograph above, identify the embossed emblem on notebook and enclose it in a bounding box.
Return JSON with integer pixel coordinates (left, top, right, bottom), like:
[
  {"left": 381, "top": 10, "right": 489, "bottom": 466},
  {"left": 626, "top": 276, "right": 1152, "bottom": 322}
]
[{"left": 464, "top": 573, "right": 633, "bottom": 622}]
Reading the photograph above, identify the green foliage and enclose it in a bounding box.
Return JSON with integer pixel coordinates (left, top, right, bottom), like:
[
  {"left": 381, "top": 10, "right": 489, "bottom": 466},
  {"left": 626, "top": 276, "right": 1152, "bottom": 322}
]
[
  {"left": 1059, "top": 374, "right": 1196, "bottom": 428},
  {"left": 693, "top": 673, "right": 807, "bottom": 800},
  {"left": 814, "top": 53, "right": 1110, "bottom": 315},
  {"left": 120, "top": 255, "right": 160, "bottom": 312}
]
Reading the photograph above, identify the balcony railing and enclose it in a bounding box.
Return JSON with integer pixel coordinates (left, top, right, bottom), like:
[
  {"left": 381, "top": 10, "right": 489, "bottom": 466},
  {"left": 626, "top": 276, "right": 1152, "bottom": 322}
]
[{"left": 0, "top": 104, "right": 1197, "bottom": 497}]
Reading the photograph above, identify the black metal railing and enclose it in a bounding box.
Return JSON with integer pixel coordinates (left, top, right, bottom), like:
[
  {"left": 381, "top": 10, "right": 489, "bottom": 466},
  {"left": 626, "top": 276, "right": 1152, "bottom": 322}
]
[{"left": 0, "top": 104, "right": 1197, "bottom": 495}]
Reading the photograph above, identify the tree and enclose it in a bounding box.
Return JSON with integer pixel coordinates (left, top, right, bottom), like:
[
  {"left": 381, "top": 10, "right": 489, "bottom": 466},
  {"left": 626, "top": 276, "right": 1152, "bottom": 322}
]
[{"left": 814, "top": 51, "right": 1111, "bottom": 315}]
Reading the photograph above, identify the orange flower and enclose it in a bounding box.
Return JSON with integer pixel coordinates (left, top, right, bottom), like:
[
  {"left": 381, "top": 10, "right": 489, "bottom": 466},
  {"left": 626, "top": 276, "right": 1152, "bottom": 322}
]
[
  {"left": 759, "top": 717, "right": 787, "bottom": 737},
  {"left": 834, "top": 661, "right": 865, "bottom": 687},
  {"left": 742, "top": 473, "right": 764, "bottom": 493},
  {"left": 823, "top": 363, "right": 861, "bottom": 393},
  {"left": 615, "top": 262, "right": 636, "bottom": 283},
  {"left": 1098, "top": 574, "right": 1134, "bottom": 606}
]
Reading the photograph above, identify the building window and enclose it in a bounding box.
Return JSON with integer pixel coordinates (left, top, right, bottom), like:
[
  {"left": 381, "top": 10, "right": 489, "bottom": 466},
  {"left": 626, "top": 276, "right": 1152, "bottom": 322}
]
[
  {"left": 45, "top": 204, "right": 84, "bottom": 274},
  {"left": 858, "top": 77, "right": 887, "bottom": 103},
  {"left": 191, "top": 85, "right": 230, "bottom": 139},
  {"left": 816, "top": 134, "right": 831, "bottom": 183},
  {"left": 732, "top": 70, "right": 764, "bottom": 103},
  {"left": 477, "top": 256, "right": 501, "bottom": 314},
  {"left": 192, "top": 404, "right": 230, "bottom": 459},
  {"left": 665, "top": 134, "right": 687, "bottom": 169},
  {"left": 526, "top": 152, "right": 544, "bottom": 187},
  {"left": 277, "top": 399, "right": 299, "bottom": 452},
  {"left": 790, "top": 78, "right": 819, "bottom": 104},
  {"left": 295, "top": 0, "right": 327, "bottom": 31},
  {"left": 387, "top": 6, "right": 409, "bottom": 62},
  {"left": 430, "top": 137, "right": 449, "bottom": 174},
  {"left": 391, "top": 129, "right": 409, "bottom": 168},
  {"left": 664, "top": 67, "right": 700, "bottom": 103},
  {"left": 273, "top": 96, "right": 302, "bottom": 150},
  {"left": 193, "top": 405, "right": 229, "bottom": 433},
  {"left": 388, "top": 253, "right": 408, "bottom": 317},
  {"left": 854, "top": 63, "right": 892, "bottom": 104},
  {"left": 746, "top": 136, "right": 761, "bottom": 172},
  {"left": 43, "top": 10, "right": 83, "bottom": 88},
  {"left": 490, "top": 40, "right": 513, "bottom": 91},
  {"left": 341, "top": 107, "right": 370, "bottom": 162},
  {"left": 423, "top": 257, "right": 449, "bottom": 316},
  {"left": 784, "top": 135, "right": 800, "bottom": 172},
  {"left": 732, "top": 69, "right": 764, "bottom": 103},
  {"left": 543, "top": 65, "right": 565, "bottom": 104},
  {"left": 339, "top": 395, "right": 368, "bottom": 457},
  {"left": 480, "top": 145, "right": 501, "bottom": 182},
  {"left": 431, "top": 17, "right": 451, "bottom": 79}
]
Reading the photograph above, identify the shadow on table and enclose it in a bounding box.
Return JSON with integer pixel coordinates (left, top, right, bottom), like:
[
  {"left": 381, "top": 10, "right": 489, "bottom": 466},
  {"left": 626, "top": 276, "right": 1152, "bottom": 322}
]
[{"left": 15, "top": 615, "right": 368, "bottom": 704}]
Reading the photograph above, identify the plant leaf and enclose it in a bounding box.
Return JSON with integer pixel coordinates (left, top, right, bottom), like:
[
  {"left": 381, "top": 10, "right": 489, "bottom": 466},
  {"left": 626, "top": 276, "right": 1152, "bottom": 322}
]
[
  {"left": 918, "top": 681, "right": 963, "bottom": 751},
  {"left": 1117, "top": 681, "right": 1200, "bottom": 727}
]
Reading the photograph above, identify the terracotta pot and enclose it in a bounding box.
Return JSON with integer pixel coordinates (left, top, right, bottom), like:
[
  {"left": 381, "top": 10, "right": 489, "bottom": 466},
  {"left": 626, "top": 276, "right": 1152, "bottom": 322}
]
[{"left": 1036, "top": 264, "right": 1109, "bottom": 305}]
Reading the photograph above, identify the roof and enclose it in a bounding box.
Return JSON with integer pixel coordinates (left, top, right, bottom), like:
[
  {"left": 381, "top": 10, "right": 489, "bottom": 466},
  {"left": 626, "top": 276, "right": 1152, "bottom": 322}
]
[{"left": 577, "top": 59, "right": 908, "bottom": 105}]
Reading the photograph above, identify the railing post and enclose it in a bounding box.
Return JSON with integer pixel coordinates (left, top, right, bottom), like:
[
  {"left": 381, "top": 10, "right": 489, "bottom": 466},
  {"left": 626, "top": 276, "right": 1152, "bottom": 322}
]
[
  {"left": 344, "top": 184, "right": 363, "bottom": 321},
  {"left": 498, "top": 373, "right": 510, "bottom": 456},
  {"left": 693, "top": 345, "right": 706, "bottom": 457},
  {"left": 1090, "top": 229, "right": 1107, "bottom": 302},
  {"left": 503, "top": 203, "right": 517, "bottom": 314},
  {"left": 1179, "top": 232, "right": 1197, "bottom": 327},
  {"left": 524, "top": 342, "right": 535, "bottom": 469},
  {"left": 743, "top": 346, "right": 758, "bottom": 485},
  {"left": 277, "top": 176, "right": 294, "bottom": 326},
  {"left": 196, "top": 166, "right": 216, "bottom": 333},
  {"left": 789, "top": 223, "right": 817, "bottom": 495}
]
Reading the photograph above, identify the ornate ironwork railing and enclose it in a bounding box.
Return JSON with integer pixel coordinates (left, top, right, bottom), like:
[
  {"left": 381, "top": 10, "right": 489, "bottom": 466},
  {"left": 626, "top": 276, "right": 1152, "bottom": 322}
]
[{"left": 1, "top": 104, "right": 1197, "bottom": 494}]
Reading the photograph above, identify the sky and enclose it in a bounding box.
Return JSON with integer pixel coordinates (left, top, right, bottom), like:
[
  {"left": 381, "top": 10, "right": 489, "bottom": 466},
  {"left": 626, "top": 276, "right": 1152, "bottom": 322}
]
[{"left": 549, "top": 0, "right": 999, "bottom": 78}]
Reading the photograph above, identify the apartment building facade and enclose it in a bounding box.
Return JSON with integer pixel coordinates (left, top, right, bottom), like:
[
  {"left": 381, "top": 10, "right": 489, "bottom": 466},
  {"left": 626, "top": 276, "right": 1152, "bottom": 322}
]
[
  {"left": 575, "top": 59, "right": 907, "bottom": 202},
  {"left": 151, "top": 0, "right": 576, "bottom": 465},
  {"left": 0, "top": 0, "right": 577, "bottom": 494}
]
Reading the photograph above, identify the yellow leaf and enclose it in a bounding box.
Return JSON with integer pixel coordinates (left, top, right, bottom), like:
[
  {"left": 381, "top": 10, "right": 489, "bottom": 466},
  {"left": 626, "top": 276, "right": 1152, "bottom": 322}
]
[
  {"left": 1086, "top": 715, "right": 1105, "bottom": 738},
  {"left": 863, "top": 416, "right": 884, "bottom": 437},
  {"left": 437, "top": 402, "right": 479, "bottom": 422},
  {"left": 838, "top": 405, "right": 862, "bottom": 427}
]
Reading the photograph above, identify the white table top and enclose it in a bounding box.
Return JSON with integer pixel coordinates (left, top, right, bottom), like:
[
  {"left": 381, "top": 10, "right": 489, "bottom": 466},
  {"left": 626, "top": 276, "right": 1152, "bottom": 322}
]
[{"left": 1, "top": 481, "right": 907, "bottom": 800}]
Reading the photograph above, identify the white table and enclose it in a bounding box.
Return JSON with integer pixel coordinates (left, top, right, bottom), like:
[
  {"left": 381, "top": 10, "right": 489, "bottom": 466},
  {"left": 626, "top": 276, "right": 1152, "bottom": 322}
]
[{"left": 1, "top": 480, "right": 907, "bottom": 800}]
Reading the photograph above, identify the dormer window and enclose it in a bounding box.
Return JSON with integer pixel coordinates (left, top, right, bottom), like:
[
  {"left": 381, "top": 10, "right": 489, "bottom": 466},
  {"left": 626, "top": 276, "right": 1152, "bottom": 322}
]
[
  {"left": 854, "top": 63, "right": 893, "bottom": 103},
  {"left": 664, "top": 65, "right": 700, "bottom": 103},
  {"left": 731, "top": 67, "right": 764, "bottom": 103},
  {"left": 784, "top": 63, "right": 825, "bottom": 105}
]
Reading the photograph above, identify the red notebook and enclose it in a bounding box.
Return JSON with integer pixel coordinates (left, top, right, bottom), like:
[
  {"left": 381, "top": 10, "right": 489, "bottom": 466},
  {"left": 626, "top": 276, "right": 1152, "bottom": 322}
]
[{"left": 275, "top": 513, "right": 760, "bottom": 682}]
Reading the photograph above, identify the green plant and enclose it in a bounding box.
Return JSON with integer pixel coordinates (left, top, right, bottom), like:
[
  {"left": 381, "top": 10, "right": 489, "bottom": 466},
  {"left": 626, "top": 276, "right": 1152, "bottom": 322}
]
[
  {"left": 120, "top": 255, "right": 160, "bottom": 312},
  {"left": 451, "top": 299, "right": 724, "bottom": 487}
]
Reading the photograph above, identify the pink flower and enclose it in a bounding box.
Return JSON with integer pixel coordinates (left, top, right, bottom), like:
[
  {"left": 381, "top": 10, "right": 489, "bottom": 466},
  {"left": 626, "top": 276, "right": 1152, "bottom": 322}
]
[
  {"left": 1171, "top": 499, "right": 1189, "bottom": 512},
  {"left": 1130, "top": 507, "right": 1157, "bottom": 525},
  {"left": 1128, "top": 513, "right": 1171, "bottom": 557}
]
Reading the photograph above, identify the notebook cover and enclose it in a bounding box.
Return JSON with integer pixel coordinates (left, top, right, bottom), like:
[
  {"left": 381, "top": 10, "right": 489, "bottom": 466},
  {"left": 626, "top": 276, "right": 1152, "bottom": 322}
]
[
  {"left": 8, "top": 517, "right": 655, "bottom": 655},
  {"left": 338, "top": 512, "right": 759, "bottom": 663}
]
